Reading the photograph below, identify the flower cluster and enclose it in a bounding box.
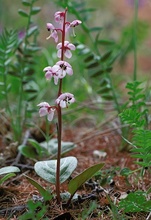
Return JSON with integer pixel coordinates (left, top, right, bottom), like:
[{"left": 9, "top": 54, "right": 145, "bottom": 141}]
[{"left": 38, "top": 10, "right": 81, "bottom": 121}]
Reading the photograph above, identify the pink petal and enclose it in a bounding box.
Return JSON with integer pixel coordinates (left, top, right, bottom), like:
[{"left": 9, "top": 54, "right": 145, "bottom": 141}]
[
  {"left": 57, "top": 49, "right": 62, "bottom": 58},
  {"left": 56, "top": 42, "right": 62, "bottom": 49},
  {"left": 68, "top": 43, "right": 76, "bottom": 50},
  {"left": 59, "top": 93, "right": 66, "bottom": 100},
  {"left": 43, "top": 66, "right": 52, "bottom": 72},
  {"left": 39, "top": 108, "right": 48, "bottom": 117},
  {"left": 47, "top": 23, "right": 54, "bottom": 31},
  {"left": 66, "top": 66, "right": 73, "bottom": 75},
  {"left": 56, "top": 60, "right": 63, "bottom": 66},
  {"left": 55, "top": 98, "right": 59, "bottom": 105},
  {"left": 51, "top": 30, "right": 58, "bottom": 43},
  {"left": 60, "top": 100, "right": 66, "bottom": 108},
  {"left": 70, "top": 97, "right": 75, "bottom": 103},
  {"left": 64, "top": 40, "right": 69, "bottom": 46},
  {"left": 65, "top": 50, "right": 72, "bottom": 59},
  {"left": 54, "top": 76, "right": 59, "bottom": 85},
  {"left": 47, "top": 110, "right": 55, "bottom": 121},
  {"left": 52, "top": 64, "right": 60, "bottom": 74},
  {"left": 54, "top": 11, "right": 65, "bottom": 23},
  {"left": 37, "top": 102, "right": 50, "bottom": 107},
  {"left": 65, "top": 23, "right": 70, "bottom": 32},
  {"left": 59, "top": 70, "right": 66, "bottom": 78},
  {"left": 70, "top": 20, "right": 82, "bottom": 27},
  {"left": 45, "top": 71, "right": 52, "bottom": 80}
]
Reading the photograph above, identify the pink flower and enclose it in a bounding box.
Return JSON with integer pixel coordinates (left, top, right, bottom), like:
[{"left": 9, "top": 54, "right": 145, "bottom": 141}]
[
  {"left": 56, "top": 93, "right": 75, "bottom": 108},
  {"left": 46, "top": 23, "right": 58, "bottom": 43},
  {"left": 70, "top": 20, "right": 82, "bottom": 27},
  {"left": 54, "top": 11, "right": 65, "bottom": 23},
  {"left": 43, "top": 66, "right": 60, "bottom": 85},
  {"left": 55, "top": 61, "right": 73, "bottom": 78},
  {"left": 66, "top": 20, "right": 82, "bottom": 33},
  {"left": 37, "top": 102, "right": 55, "bottom": 121},
  {"left": 56, "top": 41, "right": 76, "bottom": 59}
]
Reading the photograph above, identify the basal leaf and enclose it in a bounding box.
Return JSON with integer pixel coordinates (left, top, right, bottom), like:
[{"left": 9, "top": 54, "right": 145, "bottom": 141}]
[
  {"left": 40, "top": 138, "right": 77, "bottom": 156},
  {"left": 68, "top": 163, "right": 104, "bottom": 195},
  {"left": 0, "top": 173, "right": 16, "bottom": 185},
  {"left": 25, "top": 175, "right": 52, "bottom": 200},
  {"left": 34, "top": 156, "right": 78, "bottom": 184},
  {"left": 0, "top": 166, "right": 20, "bottom": 175},
  {"left": 18, "top": 144, "right": 44, "bottom": 160}
]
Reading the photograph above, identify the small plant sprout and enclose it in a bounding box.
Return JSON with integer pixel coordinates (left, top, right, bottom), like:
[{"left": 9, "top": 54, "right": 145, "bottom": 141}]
[
  {"left": 0, "top": 166, "right": 20, "bottom": 185},
  {"left": 35, "top": 8, "right": 81, "bottom": 203}
]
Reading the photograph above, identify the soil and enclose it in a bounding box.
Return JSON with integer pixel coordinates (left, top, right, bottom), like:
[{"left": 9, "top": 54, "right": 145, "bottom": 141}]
[{"left": 0, "top": 117, "right": 150, "bottom": 220}]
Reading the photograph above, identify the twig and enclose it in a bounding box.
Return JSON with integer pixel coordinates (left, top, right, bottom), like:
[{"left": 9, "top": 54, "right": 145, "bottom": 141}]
[
  {"left": 0, "top": 205, "right": 27, "bottom": 215},
  {"left": 146, "top": 212, "right": 151, "bottom": 220},
  {"left": 5, "top": 170, "right": 30, "bottom": 185}
]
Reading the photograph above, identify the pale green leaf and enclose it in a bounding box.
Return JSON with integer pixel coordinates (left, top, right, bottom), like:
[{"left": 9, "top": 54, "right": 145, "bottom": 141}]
[
  {"left": 0, "top": 166, "right": 20, "bottom": 175},
  {"left": 40, "top": 138, "right": 77, "bottom": 156},
  {"left": 34, "top": 156, "right": 77, "bottom": 184}
]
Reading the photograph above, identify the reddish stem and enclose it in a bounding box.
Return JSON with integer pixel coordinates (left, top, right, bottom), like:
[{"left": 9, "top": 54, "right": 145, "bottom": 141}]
[{"left": 56, "top": 8, "right": 68, "bottom": 204}]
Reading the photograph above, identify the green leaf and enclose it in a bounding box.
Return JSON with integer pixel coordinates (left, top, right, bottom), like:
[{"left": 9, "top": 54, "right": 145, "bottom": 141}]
[
  {"left": 86, "top": 61, "right": 99, "bottom": 69},
  {"left": 89, "top": 27, "right": 103, "bottom": 32},
  {"left": 84, "top": 54, "right": 94, "bottom": 63},
  {"left": 25, "top": 175, "right": 52, "bottom": 200},
  {"left": 119, "top": 191, "right": 151, "bottom": 212},
  {"left": 27, "top": 26, "right": 38, "bottom": 37},
  {"left": 97, "top": 39, "right": 115, "bottom": 46},
  {"left": 0, "top": 166, "right": 20, "bottom": 175},
  {"left": 68, "top": 163, "right": 104, "bottom": 195},
  {"left": 120, "top": 168, "right": 132, "bottom": 177},
  {"left": 79, "top": 8, "right": 96, "bottom": 13},
  {"left": 18, "top": 9, "right": 29, "bottom": 17},
  {"left": 101, "top": 50, "right": 112, "bottom": 62},
  {"left": 0, "top": 173, "right": 16, "bottom": 185},
  {"left": 34, "top": 156, "right": 78, "bottom": 184},
  {"left": 31, "top": 7, "right": 41, "bottom": 15},
  {"left": 91, "top": 67, "right": 112, "bottom": 77},
  {"left": 18, "top": 141, "right": 46, "bottom": 160},
  {"left": 40, "top": 138, "right": 77, "bottom": 156},
  {"left": 22, "top": 0, "right": 31, "bottom": 6}
]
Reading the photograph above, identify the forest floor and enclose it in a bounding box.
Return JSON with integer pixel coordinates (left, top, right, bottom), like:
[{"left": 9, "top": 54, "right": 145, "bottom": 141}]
[{"left": 0, "top": 117, "right": 151, "bottom": 219}]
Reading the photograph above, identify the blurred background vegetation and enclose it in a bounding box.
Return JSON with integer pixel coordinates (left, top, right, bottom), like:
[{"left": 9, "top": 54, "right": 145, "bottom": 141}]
[{"left": 0, "top": 0, "right": 151, "bottom": 127}]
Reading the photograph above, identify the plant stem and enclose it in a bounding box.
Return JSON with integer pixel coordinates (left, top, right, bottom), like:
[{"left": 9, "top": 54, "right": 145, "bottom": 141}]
[
  {"left": 133, "top": 0, "right": 138, "bottom": 81},
  {"left": 56, "top": 8, "right": 67, "bottom": 204}
]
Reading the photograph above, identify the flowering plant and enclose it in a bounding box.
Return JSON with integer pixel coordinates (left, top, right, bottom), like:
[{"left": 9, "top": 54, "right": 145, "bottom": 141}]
[
  {"left": 34, "top": 8, "right": 104, "bottom": 206},
  {"left": 35, "top": 8, "right": 81, "bottom": 203}
]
